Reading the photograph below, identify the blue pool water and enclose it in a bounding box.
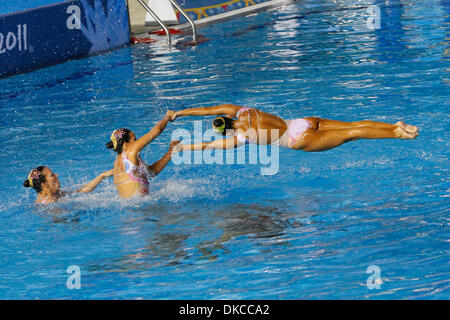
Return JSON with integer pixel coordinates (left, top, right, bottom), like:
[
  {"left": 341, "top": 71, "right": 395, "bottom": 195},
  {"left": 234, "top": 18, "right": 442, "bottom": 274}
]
[
  {"left": 0, "top": 0, "right": 63, "bottom": 16},
  {"left": 0, "top": 0, "right": 449, "bottom": 299}
]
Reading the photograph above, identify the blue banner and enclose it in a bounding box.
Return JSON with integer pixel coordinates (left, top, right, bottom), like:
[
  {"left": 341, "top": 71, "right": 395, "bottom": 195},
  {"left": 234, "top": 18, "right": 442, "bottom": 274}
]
[
  {"left": 0, "top": 0, "right": 130, "bottom": 77},
  {"left": 177, "top": 0, "right": 272, "bottom": 23}
]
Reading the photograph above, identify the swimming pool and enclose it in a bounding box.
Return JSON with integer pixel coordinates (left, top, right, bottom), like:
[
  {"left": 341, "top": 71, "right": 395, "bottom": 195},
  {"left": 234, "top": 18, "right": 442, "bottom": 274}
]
[
  {"left": 0, "top": 0, "right": 61, "bottom": 16},
  {"left": 0, "top": 0, "right": 448, "bottom": 299}
]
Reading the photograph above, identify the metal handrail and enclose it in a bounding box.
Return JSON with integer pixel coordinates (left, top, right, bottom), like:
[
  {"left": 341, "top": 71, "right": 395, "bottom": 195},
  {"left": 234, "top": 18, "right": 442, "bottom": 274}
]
[
  {"left": 167, "top": 0, "right": 197, "bottom": 42},
  {"left": 136, "top": 0, "right": 171, "bottom": 45}
]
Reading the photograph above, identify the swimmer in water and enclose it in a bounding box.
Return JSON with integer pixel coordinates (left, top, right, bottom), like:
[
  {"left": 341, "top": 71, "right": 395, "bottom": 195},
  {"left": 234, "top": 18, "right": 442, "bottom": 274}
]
[
  {"left": 106, "top": 111, "right": 180, "bottom": 199},
  {"left": 23, "top": 166, "right": 113, "bottom": 204},
  {"left": 168, "top": 104, "right": 418, "bottom": 152}
]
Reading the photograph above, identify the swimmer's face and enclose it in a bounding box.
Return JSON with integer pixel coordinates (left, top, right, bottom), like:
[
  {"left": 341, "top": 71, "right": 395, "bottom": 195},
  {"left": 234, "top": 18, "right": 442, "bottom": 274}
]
[{"left": 42, "top": 167, "right": 60, "bottom": 192}]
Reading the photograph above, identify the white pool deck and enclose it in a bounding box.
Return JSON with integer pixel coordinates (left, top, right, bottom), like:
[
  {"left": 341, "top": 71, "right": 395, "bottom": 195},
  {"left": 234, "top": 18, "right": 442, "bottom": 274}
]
[{"left": 127, "top": 0, "right": 296, "bottom": 36}]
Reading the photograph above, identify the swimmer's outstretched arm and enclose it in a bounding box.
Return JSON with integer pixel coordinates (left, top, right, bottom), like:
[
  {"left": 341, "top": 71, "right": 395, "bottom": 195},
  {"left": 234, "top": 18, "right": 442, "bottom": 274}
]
[
  {"left": 77, "top": 169, "right": 113, "bottom": 193},
  {"left": 176, "top": 137, "right": 239, "bottom": 151},
  {"left": 130, "top": 112, "right": 173, "bottom": 155},
  {"left": 170, "top": 104, "right": 242, "bottom": 120},
  {"left": 148, "top": 141, "right": 180, "bottom": 175}
]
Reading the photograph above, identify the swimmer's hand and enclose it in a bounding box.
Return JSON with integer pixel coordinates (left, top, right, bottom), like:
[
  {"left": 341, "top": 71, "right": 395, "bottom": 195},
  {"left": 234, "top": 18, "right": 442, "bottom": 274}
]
[
  {"left": 166, "top": 110, "right": 177, "bottom": 122},
  {"left": 170, "top": 140, "right": 182, "bottom": 153},
  {"left": 78, "top": 169, "right": 113, "bottom": 193}
]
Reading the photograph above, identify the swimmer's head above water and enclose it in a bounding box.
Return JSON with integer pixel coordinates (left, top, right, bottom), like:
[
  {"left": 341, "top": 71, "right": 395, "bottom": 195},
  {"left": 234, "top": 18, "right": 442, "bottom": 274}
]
[
  {"left": 212, "top": 116, "right": 234, "bottom": 136},
  {"left": 106, "top": 128, "right": 135, "bottom": 154},
  {"left": 23, "top": 166, "right": 61, "bottom": 194},
  {"left": 23, "top": 165, "right": 112, "bottom": 204}
]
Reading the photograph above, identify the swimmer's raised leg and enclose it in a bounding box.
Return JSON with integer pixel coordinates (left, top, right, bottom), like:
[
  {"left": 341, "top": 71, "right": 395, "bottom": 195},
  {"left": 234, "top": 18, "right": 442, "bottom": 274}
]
[
  {"left": 298, "top": 126, "right": 418, "bottom": 152},
  {"left": 310, "top": 118, "right": 418, "bottom": 133}
]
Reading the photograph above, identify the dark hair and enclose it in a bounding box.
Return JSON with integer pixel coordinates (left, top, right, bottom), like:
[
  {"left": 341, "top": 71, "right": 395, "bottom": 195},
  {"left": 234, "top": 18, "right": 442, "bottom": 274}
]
[
  {"left": 106, "top": 128, "right": 132, "bottom": 154},
  {"left": 23, "top": 166, "right": 46, "bottom": 193},
  {"left": 212, "top": 116, "right": 234, "bottom": 135}
]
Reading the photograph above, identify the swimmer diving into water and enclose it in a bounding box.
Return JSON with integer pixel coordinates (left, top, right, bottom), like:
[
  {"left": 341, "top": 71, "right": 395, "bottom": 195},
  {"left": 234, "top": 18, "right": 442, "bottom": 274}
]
[
  {"left": 168, "top": 104, "right": 418, "bottom": 152},
  {"left": 23, "top": 166, "right": 112, "bottom": 204},
  {"left": 106, "top": 111, "right": 180, "bottom": 199}
]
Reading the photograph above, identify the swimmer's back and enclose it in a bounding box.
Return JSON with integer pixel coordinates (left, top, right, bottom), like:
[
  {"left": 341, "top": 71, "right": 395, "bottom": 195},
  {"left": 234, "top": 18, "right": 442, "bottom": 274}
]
[{"left": 236, "top": 108, "right": 288, "bottom": 144}]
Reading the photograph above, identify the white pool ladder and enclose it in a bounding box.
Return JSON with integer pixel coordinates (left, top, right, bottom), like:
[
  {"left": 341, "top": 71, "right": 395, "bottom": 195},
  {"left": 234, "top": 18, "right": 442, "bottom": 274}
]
[
  {"left": 168, "top": 0, "right": 197, "bottom": 43},
  {"left": 136, "top": 0, "right": 197, "bottom": 45}
]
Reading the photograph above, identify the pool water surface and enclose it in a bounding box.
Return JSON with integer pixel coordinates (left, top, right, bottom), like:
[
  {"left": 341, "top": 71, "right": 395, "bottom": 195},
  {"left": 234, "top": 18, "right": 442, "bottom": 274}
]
[{"left": 0, "top": 0, "right": 448, "bottom": 299}]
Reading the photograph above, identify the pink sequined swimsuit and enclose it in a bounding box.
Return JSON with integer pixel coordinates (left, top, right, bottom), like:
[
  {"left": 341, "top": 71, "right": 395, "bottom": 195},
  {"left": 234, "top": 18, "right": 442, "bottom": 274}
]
[{"left": 115, "top": 153, "right": 154, "bottom": 195}]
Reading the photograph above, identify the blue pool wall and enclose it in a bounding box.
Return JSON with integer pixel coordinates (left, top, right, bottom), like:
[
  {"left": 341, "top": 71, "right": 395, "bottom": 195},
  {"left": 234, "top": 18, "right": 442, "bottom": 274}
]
[{"left": 0, "top": 0, "right": 130, "bottom": 77}]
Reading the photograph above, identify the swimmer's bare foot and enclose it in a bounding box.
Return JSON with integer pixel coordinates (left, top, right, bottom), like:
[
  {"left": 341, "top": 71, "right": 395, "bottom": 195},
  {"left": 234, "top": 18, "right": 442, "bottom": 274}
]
[
  {"left": 395, "top": 121, "right": 418, "bottom": 134},
  {"left": 394, "top": 126, "right": 418, "bottom": 139}
]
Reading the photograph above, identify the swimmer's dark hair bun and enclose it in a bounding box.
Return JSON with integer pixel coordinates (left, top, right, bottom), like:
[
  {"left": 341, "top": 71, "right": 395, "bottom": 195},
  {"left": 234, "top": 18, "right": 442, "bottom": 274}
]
[
  {"left": 23, "top": 180, "right": 31, "bottom": 188},
  {"left": 106, "top": 141, "right": 114, "bottom": 149},
  {"left": 213, "top": 118, "right": 224, "bottom": 127}
]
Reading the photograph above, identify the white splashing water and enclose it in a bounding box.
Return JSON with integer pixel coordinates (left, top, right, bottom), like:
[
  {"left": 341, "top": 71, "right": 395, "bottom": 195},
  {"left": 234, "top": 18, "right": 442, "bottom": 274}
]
[{"left": 36, "top": 177, "right": 222, "bottom": 211}]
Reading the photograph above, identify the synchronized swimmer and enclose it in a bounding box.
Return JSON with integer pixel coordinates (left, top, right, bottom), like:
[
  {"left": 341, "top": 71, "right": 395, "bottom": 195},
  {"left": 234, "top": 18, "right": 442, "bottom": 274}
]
[
  {"left": 24, "top": 111, "right": 179, "bottom": 203},
  {"left": 23, "top": 166, "right": 113, "bottom": 204},
  {"left": 168, "top": 104, "right": 418, "bottom": 152},
  {"left": 106, "top": 112, "right": 179, "bottom": 198},
  {"left": 24, "top": 105, "right": 418, "bottom": 204}
]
